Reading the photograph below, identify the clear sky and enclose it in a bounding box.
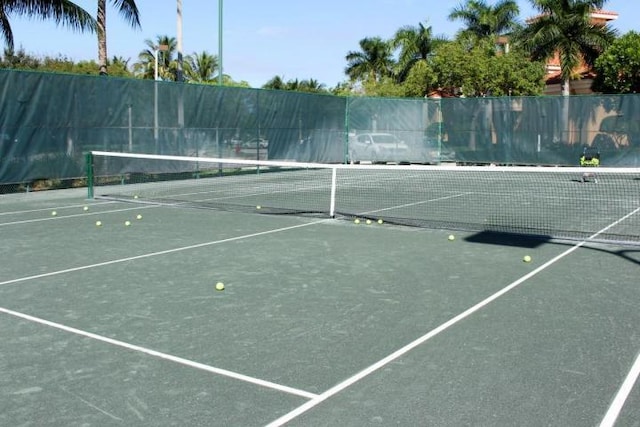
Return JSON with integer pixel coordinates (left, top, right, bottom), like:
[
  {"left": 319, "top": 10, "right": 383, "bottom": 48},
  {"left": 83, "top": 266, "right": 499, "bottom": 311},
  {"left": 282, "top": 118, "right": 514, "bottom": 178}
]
[{"left": 6, "top": 0, "right": 638, "bottom": 88}]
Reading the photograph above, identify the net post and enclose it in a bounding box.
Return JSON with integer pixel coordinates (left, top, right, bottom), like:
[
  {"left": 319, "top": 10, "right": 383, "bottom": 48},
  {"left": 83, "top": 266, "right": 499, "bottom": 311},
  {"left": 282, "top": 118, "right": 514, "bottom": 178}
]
[
  {"left": 329, "top": 166, "right": 337, "bottom": 218},
  {"left": 85, "top": 152, "right": 94, "bottom": 199}
]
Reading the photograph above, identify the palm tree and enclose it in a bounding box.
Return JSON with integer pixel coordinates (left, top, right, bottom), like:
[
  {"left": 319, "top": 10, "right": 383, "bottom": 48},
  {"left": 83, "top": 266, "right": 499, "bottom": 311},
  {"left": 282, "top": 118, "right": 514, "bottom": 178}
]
[
  {"left": 298, "top": 78, "right": 326, "bottom": 93},
  {"left": 107, "top": 55, "right": 131, "bottom": 76},
  {"left": 517, "top": 0, "right": 616, "bottom": 145},
  {"left": 392, "top": 21, "right": 447, "bottom": 82},
  {"left": 1, "top": 0, "right": 96, "bottom": 50},
  {"left": 345, "top": 37, "right": 395, "bottom": 83},
  {"left": 263, "top": 75, "right": 286, "bottom": 90},
  {"left": 184, "top": 51, "right": 218, "bottom": 83},
  {"left": 261, "top": 76, "right": 326, "bottom": 93},
  {"left": 96, "top": 0, "right": 141, "bottom": 75},
  {"left": 448, "top": 0, "right": 520, "bottom": 40},
  {"left": 109, "top": 55, "right": 130, "bottom": 69},
  {"left": 134, "top": 36, "right": 176, "bottom": 80},
  {"left": 516, "top": 0, "right": 616, "bottom": 96}
]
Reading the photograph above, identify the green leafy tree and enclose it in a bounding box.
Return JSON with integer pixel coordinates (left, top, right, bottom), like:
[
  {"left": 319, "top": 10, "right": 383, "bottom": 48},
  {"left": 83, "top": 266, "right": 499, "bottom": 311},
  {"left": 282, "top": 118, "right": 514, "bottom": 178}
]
[
  {"left": 490, "top": 51, "right": 546, "bottom": 96},
  {"left": 402, "top": 60, "right": 437, "bottom": 97},
  {"left": 184, "top": 50, "right": 218, "bottom": 83},
  {"left": 41, "top": 55, "right": 77, "bottom": 73},
  {"left": 430, "top": 42, "right": 475, "bottom": 96},
  {"left": 262, "top": 76, "right": 327, "bottom": 93},
  {"left": 391, "top": 21, "right": 447, "bottom": 82},
  {"left": 72, "top": 59, "right": 102, "bottom": 74},
  {"left": 361, "top": 76, "right": 407, "bottom": 97},
  {"left": 0, "top": 47, "right": 41, "bottom": 69},
  {"left": 516, "top": 0, "right": 616, "bottom": 96},
  {"left": 107, "top": 55, "right": 132, "bottom": 77},
  {"left": 360, "top": 61, "right": 436, "bottom": 98},
  {"left": 96, "top": 0, "right": 141, "bottom": 75},
  {"left": 0, "top": 0, "right": 96, "bottom": 50},
  {"left": 217, "top": 75, "right": 250, "bottom": 87},
  {"left": 263, "top": 75, "right": 286, "bottom": 90},
  {"left": 345, "top": 37, "right": 395, "bottom": 84},
  {"left": 594, "top": 31, "right": 640, "bottom": 94},
  {"left": 295, "top": 78, "right": 326, "bottom": 93},
  {"left": 134, "top": 35, "right": 176, "bottom": 80},
  {"left": 330, "top": 81, "right": 355, "bottom": 96},
  {"left": 0, "top": 48, "right": 132, "bottom": 77},
  {"left": 448, "top": 0, "right": 520, "bottom": 40},
  {"left": 431, "top": 40, "right": 544, "bottom": 97}
]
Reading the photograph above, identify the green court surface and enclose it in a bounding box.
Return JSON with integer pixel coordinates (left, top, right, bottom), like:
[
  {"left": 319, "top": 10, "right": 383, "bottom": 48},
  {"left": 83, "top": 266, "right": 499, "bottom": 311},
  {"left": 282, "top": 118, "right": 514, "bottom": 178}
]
[{"left": 1, "top": 188, "right": 639, "bottom": 426}]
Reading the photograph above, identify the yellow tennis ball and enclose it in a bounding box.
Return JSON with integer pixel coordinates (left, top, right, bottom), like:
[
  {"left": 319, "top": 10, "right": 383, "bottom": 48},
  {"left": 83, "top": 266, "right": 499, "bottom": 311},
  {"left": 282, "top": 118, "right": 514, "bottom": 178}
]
[
  {"left": 95, "top": 220, "right": 102, "bottom": 227},
  {"left": 366, "top": 219, "right": 372, "bottom": 225},
  {"left": 448, "top": 234, "right": 455, "bottom": 241},
  {"left": 215, "top": 282, "right": 225, "bottom": 291},
  {"left": 133, "top": 195, "right": 139, "bottom": 199},
  {"left": 377, "top": 219, "right": 383, "bottom": 224},
  {"left": 125, "top": 220, "right": 131, "bottom": 226},
  {"left": 136, "top": 214, "right": 142, "bottom": 220},
  {"left": 354, "top": 219, "right": 360, "bottom": 224},
  {"left": 83, "top": 206, "right": 89, "bottom": 211},
  {"left": 256, "top": 205, "right": 261, "bottom": 210},
  {"left": 51, "top": 211, "right": 57, "bottom": 216},
  {"left": 523, "top": 255, "right": 532, "bottom": 263}
]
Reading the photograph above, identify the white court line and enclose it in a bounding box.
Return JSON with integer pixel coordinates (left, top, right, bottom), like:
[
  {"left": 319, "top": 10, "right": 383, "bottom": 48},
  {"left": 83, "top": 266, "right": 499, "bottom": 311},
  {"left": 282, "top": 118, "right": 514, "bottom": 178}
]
[
  {"left": 0, "top": 201, "right": 116, "bottom": 216},
  {"left": 0, "top": 205, "right": 155, "bottom": 227},
  {"left": 358, "top": 192, "right": 471, "bottom": 216},
  {"left": 0, "top": 220, "right": 326, "bottom": 287},
  {"left": 0, "top": 307, "right": 318, "bottom": 400},
  {"left": 600, "top": 350, "right": 640, "bottom": 427},
  {"left": 266, "top": 207, "right": 640, "bottom": 427}
]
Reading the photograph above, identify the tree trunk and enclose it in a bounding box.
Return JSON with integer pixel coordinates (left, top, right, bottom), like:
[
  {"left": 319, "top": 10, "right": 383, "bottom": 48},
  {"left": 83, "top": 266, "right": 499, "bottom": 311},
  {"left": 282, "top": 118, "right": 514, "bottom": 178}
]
[{"left": 97, "top": 0, "right": 107, "bottom": 75}]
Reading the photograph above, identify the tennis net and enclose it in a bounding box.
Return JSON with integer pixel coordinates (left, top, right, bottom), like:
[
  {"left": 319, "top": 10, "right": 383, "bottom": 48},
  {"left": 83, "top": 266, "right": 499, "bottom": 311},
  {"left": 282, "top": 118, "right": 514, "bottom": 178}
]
[{"left": 88, "top": 151, "right": 640, "bottom": 244}]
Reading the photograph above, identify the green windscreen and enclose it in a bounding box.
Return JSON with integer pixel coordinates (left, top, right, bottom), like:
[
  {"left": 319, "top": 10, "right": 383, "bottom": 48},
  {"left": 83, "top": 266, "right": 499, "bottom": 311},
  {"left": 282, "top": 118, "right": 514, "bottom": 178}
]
[{"left": 2, "top": 69, "right": 640, "bottom": 188}]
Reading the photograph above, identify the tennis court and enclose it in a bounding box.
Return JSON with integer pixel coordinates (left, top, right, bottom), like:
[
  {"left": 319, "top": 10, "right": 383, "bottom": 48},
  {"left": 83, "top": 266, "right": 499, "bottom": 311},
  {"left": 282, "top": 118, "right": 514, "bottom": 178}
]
[{"left": 1, "top": 166, "right": 639, "bottom": 426}]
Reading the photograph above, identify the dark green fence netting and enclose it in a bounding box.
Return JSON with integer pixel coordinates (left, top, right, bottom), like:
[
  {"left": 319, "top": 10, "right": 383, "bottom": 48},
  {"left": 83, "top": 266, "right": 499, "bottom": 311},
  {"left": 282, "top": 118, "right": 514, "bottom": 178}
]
[{"left": 1, "top": 68, "right": 639, "bottom": 186}]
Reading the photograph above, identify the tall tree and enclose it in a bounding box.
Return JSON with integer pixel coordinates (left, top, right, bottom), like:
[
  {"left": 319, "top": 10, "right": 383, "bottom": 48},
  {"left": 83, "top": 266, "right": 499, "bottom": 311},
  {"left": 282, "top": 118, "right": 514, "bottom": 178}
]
[
  {"left": 0, "top": 0, "right": 96, "bottom": 50},
  {"left": 96, "top": 0, "right": 141, "bottom": 75},
  {"left": 298, "top": 78, "right": 326, "bottom": 93},
  {"left": 448, "top": 0, "right": 520, "bottom": 40},
  {"left": 345, "top": 37, "right": 395, "bottom": 84},
  {"left": 263, "top": 75, "right": 286, "bottom": 90},
  {"left": 184, "top": 50, "right": 218, "bottom": 83},
  {"left": 262, "top": 76, "right": 327, "bottom": 93},
  {"left": 106, "top": 55, "right": 132, "bottom": 77},
  {"left": 134, "top": 35, "right": 176, "bottom": 80},
  {"left": 0, "top": 47, "right": 41, "bottom": 69},
  {"left": 594, "top": 31, "right": 640, "bottom": 94},
  {"left": 516, "top": 0, "right": 616, "bottom": 96},
  {"left": 430, "top": 40, "right": 544, "bottom": 97},
  {"left": 391, "top": 21, "right": 447, "bottom": 82}
]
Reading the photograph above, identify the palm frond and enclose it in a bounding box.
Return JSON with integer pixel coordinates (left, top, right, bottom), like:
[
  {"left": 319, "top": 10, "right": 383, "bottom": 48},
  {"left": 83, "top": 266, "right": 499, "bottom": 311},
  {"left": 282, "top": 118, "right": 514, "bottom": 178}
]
[{"left": 110, "top": 0, "right": 141, "bottom": 28}]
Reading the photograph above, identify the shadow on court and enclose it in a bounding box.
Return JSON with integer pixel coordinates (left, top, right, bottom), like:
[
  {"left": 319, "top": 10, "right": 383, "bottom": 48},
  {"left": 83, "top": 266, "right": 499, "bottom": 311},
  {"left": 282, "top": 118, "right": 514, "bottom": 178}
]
[{"left": 464, "top": 230, "right": 551, "bottom": 248}]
